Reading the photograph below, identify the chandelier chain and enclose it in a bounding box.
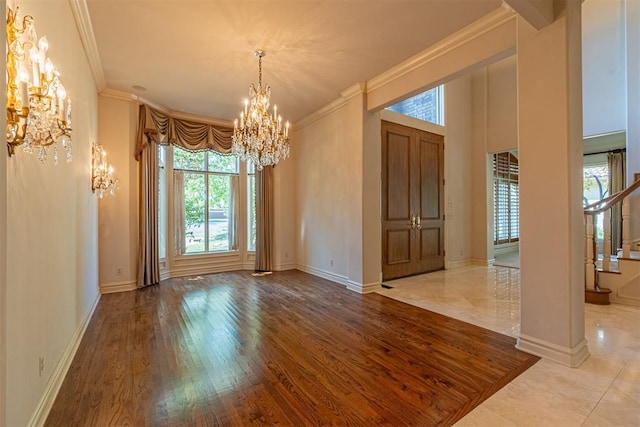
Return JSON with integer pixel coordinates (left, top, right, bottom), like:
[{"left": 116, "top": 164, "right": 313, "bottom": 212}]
[{"left": 258, "top": 55, "right": 262, "bottom": 89}]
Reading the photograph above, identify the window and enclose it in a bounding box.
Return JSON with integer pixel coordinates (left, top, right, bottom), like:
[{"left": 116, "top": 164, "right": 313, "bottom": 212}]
[
  {"left": 173, "top": 146, "right": 239, "bottom": 255},
  {"left": 493, "top": 152, "right": 519, "bottom": 245},
  {"left": 247, "top": 162, "right": 256, "bottom": 251},
  {"left": 583, "top": 157, "right": 609, "bottom": 246},
  {"left": 386, "top": 86, "right": 444, "bottom": 125},
  {"left": 158, "top": 145, "right": 167, "bottom": 259}
]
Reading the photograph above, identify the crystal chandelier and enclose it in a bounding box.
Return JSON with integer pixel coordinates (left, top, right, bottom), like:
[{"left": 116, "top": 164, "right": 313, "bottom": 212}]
[
  {"left": 91, "top": 142, "right": 119, "bottom": 198},
  {"left": 6, "top": 6, "right": 72, "bottom": 163},
  {"left": 232, "top": 50, "right": 290, "bottom": 170}
]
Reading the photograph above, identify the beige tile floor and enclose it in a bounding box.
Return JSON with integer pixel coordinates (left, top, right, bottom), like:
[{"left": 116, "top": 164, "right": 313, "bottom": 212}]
[{"left": 378, "top": 265, "right": 640, "bottom": 426}]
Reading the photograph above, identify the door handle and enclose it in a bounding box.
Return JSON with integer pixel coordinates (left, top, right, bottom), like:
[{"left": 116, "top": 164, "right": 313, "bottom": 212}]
[
  {"left": 410, "top": 214, "right": 416, "bottom": 229},
  {"left": 416, "top": 216, "right": 422, "bottom": 230}
]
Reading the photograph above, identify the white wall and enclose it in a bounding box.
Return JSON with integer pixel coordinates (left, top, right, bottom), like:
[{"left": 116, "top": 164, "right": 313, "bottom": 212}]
[
  {"left": 5, "top": 1, "right": 100, "bottom": 425},
  {"left": 470, "top": 69, "right": 493, "bottom": 263},
  {"left": 468, "top": 55, "right": 518, "bottom": 263},
  {"left": 583, "top": 0, "right": 627, "bottom": 137},
  {"left": 486, "top": 56, "right": 518, "bottom": 153},
  {"left": 98, "top": 96, "right": 139, "bottom": 291},
  {"left": 443, "top": 75, "right": 474, "bottom": 266},
  {"left": 273, "top": 149, "right": 297, "bottom": 271},
  {"left": 294, "top": 101, "right": 357, "bottom": 285}
]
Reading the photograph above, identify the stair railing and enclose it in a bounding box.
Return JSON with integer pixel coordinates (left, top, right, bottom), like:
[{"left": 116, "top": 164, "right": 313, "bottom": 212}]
[{"left": 584, "top": 176, "right": 640, "bottom": 292}]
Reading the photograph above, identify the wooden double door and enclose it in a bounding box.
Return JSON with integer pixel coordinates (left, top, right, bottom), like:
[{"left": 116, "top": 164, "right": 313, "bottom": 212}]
[{"left": 382, "top": 121, "right": 444, "bottom": 281}]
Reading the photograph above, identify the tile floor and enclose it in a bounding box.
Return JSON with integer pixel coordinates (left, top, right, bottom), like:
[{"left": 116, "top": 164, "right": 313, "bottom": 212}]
[{"left": 378, "top": 265, "right": 640, "bottom": 426}]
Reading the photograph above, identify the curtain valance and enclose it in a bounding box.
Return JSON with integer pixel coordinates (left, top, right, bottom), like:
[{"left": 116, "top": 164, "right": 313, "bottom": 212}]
[{"left": 135, "top": 104, "right": 233, "bottom": 160}]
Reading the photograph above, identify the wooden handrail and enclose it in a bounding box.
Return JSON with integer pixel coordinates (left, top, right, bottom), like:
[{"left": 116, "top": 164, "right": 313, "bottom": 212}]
[{"left": 584, "top": 176, "right": 640, "bottom": 214}]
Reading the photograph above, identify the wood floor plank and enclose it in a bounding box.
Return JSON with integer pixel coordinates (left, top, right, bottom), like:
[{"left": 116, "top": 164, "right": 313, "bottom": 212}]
[{"left": 45, "top": 270, "right": 538, "bottom": 426}]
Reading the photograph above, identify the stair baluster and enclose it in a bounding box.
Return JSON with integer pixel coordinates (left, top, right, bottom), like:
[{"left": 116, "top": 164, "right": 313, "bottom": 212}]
[
  {"left": 603, "top": 209, "right": 611, "bottom": 271},
  {"left": 584, "top": 212, "right": 596, "bottom": 291}
]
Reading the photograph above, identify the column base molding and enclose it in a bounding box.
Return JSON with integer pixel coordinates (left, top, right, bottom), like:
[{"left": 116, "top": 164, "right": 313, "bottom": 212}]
[{"left": 516, "top": 334, "right": 590, "bottom": 368}]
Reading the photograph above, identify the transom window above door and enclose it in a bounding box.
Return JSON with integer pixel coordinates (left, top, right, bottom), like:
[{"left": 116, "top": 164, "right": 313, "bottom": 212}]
[{"left": 385, "top": 85, "right": 444, "bottom": 126}]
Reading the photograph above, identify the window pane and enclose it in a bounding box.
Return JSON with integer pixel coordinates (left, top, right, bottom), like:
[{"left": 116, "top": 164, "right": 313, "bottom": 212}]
[
  {"left": 174, "top": 146, "right": 206, "bottom": 171},
  {"left": 208, "top": 151, "right": 238, "bottom": 174},
  {"left": 158, "top": 145, "right": 167, "bottom": 259},
  {"left": 583, "top": 164, "right": 609, "bottom": 205},
  {"left": 208, "top": 175, "right": 231, "bottom": 252},
  {"left": 248, "top": 174, "right": 256, "bottom": 251},
  {"left": 385, "top": 86, "right": 444, "bottom": 125},
  {"left": 183, "top": 173, "right": 206, "bottom": 253}
]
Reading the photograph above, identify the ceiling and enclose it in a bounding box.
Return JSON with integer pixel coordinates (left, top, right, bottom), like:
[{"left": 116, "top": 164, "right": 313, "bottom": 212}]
[{"left": 86, "top": 0, "right": 503, "bottom": 123}]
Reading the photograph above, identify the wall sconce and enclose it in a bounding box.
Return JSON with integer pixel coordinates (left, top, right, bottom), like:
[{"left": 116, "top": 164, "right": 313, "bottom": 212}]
[
  {"left": 92, "top": 142, "right": 119, "bottom": 198},
  {"left": 6, "top": 6, "right": 72, "bottom": 163}
]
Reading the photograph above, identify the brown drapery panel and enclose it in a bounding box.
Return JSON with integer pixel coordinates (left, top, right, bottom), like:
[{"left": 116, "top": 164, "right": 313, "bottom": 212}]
[
  {"left": 608, "top": 151, "right": 626, "bottom": 251},
  {"left": 229, "top": 175, "right": 240, "bottom": 251},
  {"left": 138, "top": 141, "right": 160, "bottom": 287},
  {"left": 255, "top": 166, "right": 274, "bottom": 272},
  {"left": 135, "top": 104, "right": 233, "bottom": 159},
  {"left": 173, "top": 170, "right": 186, "bottom": 256}
]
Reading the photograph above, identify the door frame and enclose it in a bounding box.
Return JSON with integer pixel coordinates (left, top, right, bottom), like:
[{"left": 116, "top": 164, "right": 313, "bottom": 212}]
[{"left": 375, "top": 109, "right": 447, "bottom": 282}]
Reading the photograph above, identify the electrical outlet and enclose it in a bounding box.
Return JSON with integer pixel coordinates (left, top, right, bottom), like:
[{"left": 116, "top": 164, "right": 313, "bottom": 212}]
[
  {"left": 39, "top": 356, "right": 44, "bottom": 377},
  {"left": 116, "top": 267, "right": 122, "bottom": 276}
]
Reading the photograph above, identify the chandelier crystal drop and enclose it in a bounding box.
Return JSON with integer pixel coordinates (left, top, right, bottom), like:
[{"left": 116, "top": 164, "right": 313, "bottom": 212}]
[
  {"left": 6, "top": 6, "right": 72, "bottom": 162},
  {"left": 232, "top": 50, "right": 290, "bottom": 170}
]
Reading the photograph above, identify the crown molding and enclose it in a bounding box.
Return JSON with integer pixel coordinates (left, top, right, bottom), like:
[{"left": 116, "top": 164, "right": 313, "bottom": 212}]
[
  {"left": 99, "top": 88, "right": 136, "bottom": 103},
  {"left": 294, "top": 82, "right": 366, "bottom": 130},
  {"left": 100, "top": 88, "right": 171, "bottom": 115},
  {"left": 68, "top": 0, "right": 106, "bottom": 91},
  {"left": 340, "top": 82, "right": 366, "bottom": 101},
  {"left": 367, "top": 7, "right": 516, "bottom": 93},
  {"left": 294, "top": 97, "right": 348, "bottom": 130},
  {"left": 99, "top": 89, "right": 233, "bottom": 127}
]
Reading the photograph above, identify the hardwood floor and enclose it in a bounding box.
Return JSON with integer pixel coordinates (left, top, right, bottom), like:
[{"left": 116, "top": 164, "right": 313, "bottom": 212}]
[{"left": 46, "top": 270, "right": 539, "bottom": 426}]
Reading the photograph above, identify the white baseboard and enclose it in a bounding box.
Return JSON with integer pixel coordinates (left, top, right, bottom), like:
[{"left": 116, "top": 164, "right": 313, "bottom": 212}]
[
  {"left": 297, "top": 264, "right": 348, "bottom": 286},
  {"left": 445, "top": 259, "right": 473, "bottom": 269},
  {"left": 169, "top": 263, "right": 243, "bottom": 278},
  {"left": 275, "top": 262, "right": 297, "bottom": 271},
  {"left": 473, "top": 258, "right": 494, "bottom": 267},
  {"left": 100, "top": 280, "right": 137, "bottom": 294},
  {"left": 27, "top": 293, "right": 101, "bottom": 427},
  {"left": 346, "top": 280, "right": 382, "bottom": 294},
  {"left": 516, "top": 334, "right": 590, "bottom": 368}
]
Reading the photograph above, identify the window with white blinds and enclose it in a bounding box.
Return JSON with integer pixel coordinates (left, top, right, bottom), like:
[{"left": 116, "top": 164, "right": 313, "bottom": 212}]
[{"left": 493, "top": 152, "right": 519, "bottom": 245}]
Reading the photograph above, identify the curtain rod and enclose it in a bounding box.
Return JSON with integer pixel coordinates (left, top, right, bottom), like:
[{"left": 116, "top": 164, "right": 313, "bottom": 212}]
[{"left": 584, "top": 148, "right": 626, "bottom": 156}]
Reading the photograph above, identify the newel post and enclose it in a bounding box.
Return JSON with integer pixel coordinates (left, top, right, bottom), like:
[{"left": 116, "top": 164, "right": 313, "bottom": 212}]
[{"left": 622, "top": 197, "right": 630, "bottom": 258}]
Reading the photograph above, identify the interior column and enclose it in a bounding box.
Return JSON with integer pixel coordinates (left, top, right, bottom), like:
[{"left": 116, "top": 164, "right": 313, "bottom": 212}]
[{"left": 516, "top": 0, "right": 589, "bottom": 366}]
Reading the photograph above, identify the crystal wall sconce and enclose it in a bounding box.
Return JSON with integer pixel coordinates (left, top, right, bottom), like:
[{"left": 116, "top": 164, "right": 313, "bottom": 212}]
[
  {"left": 6, "top": 6, "right": 72, "bottom": 162},
  {"left": 91, "top": 142, "right": 119, "bottom": 198}
]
